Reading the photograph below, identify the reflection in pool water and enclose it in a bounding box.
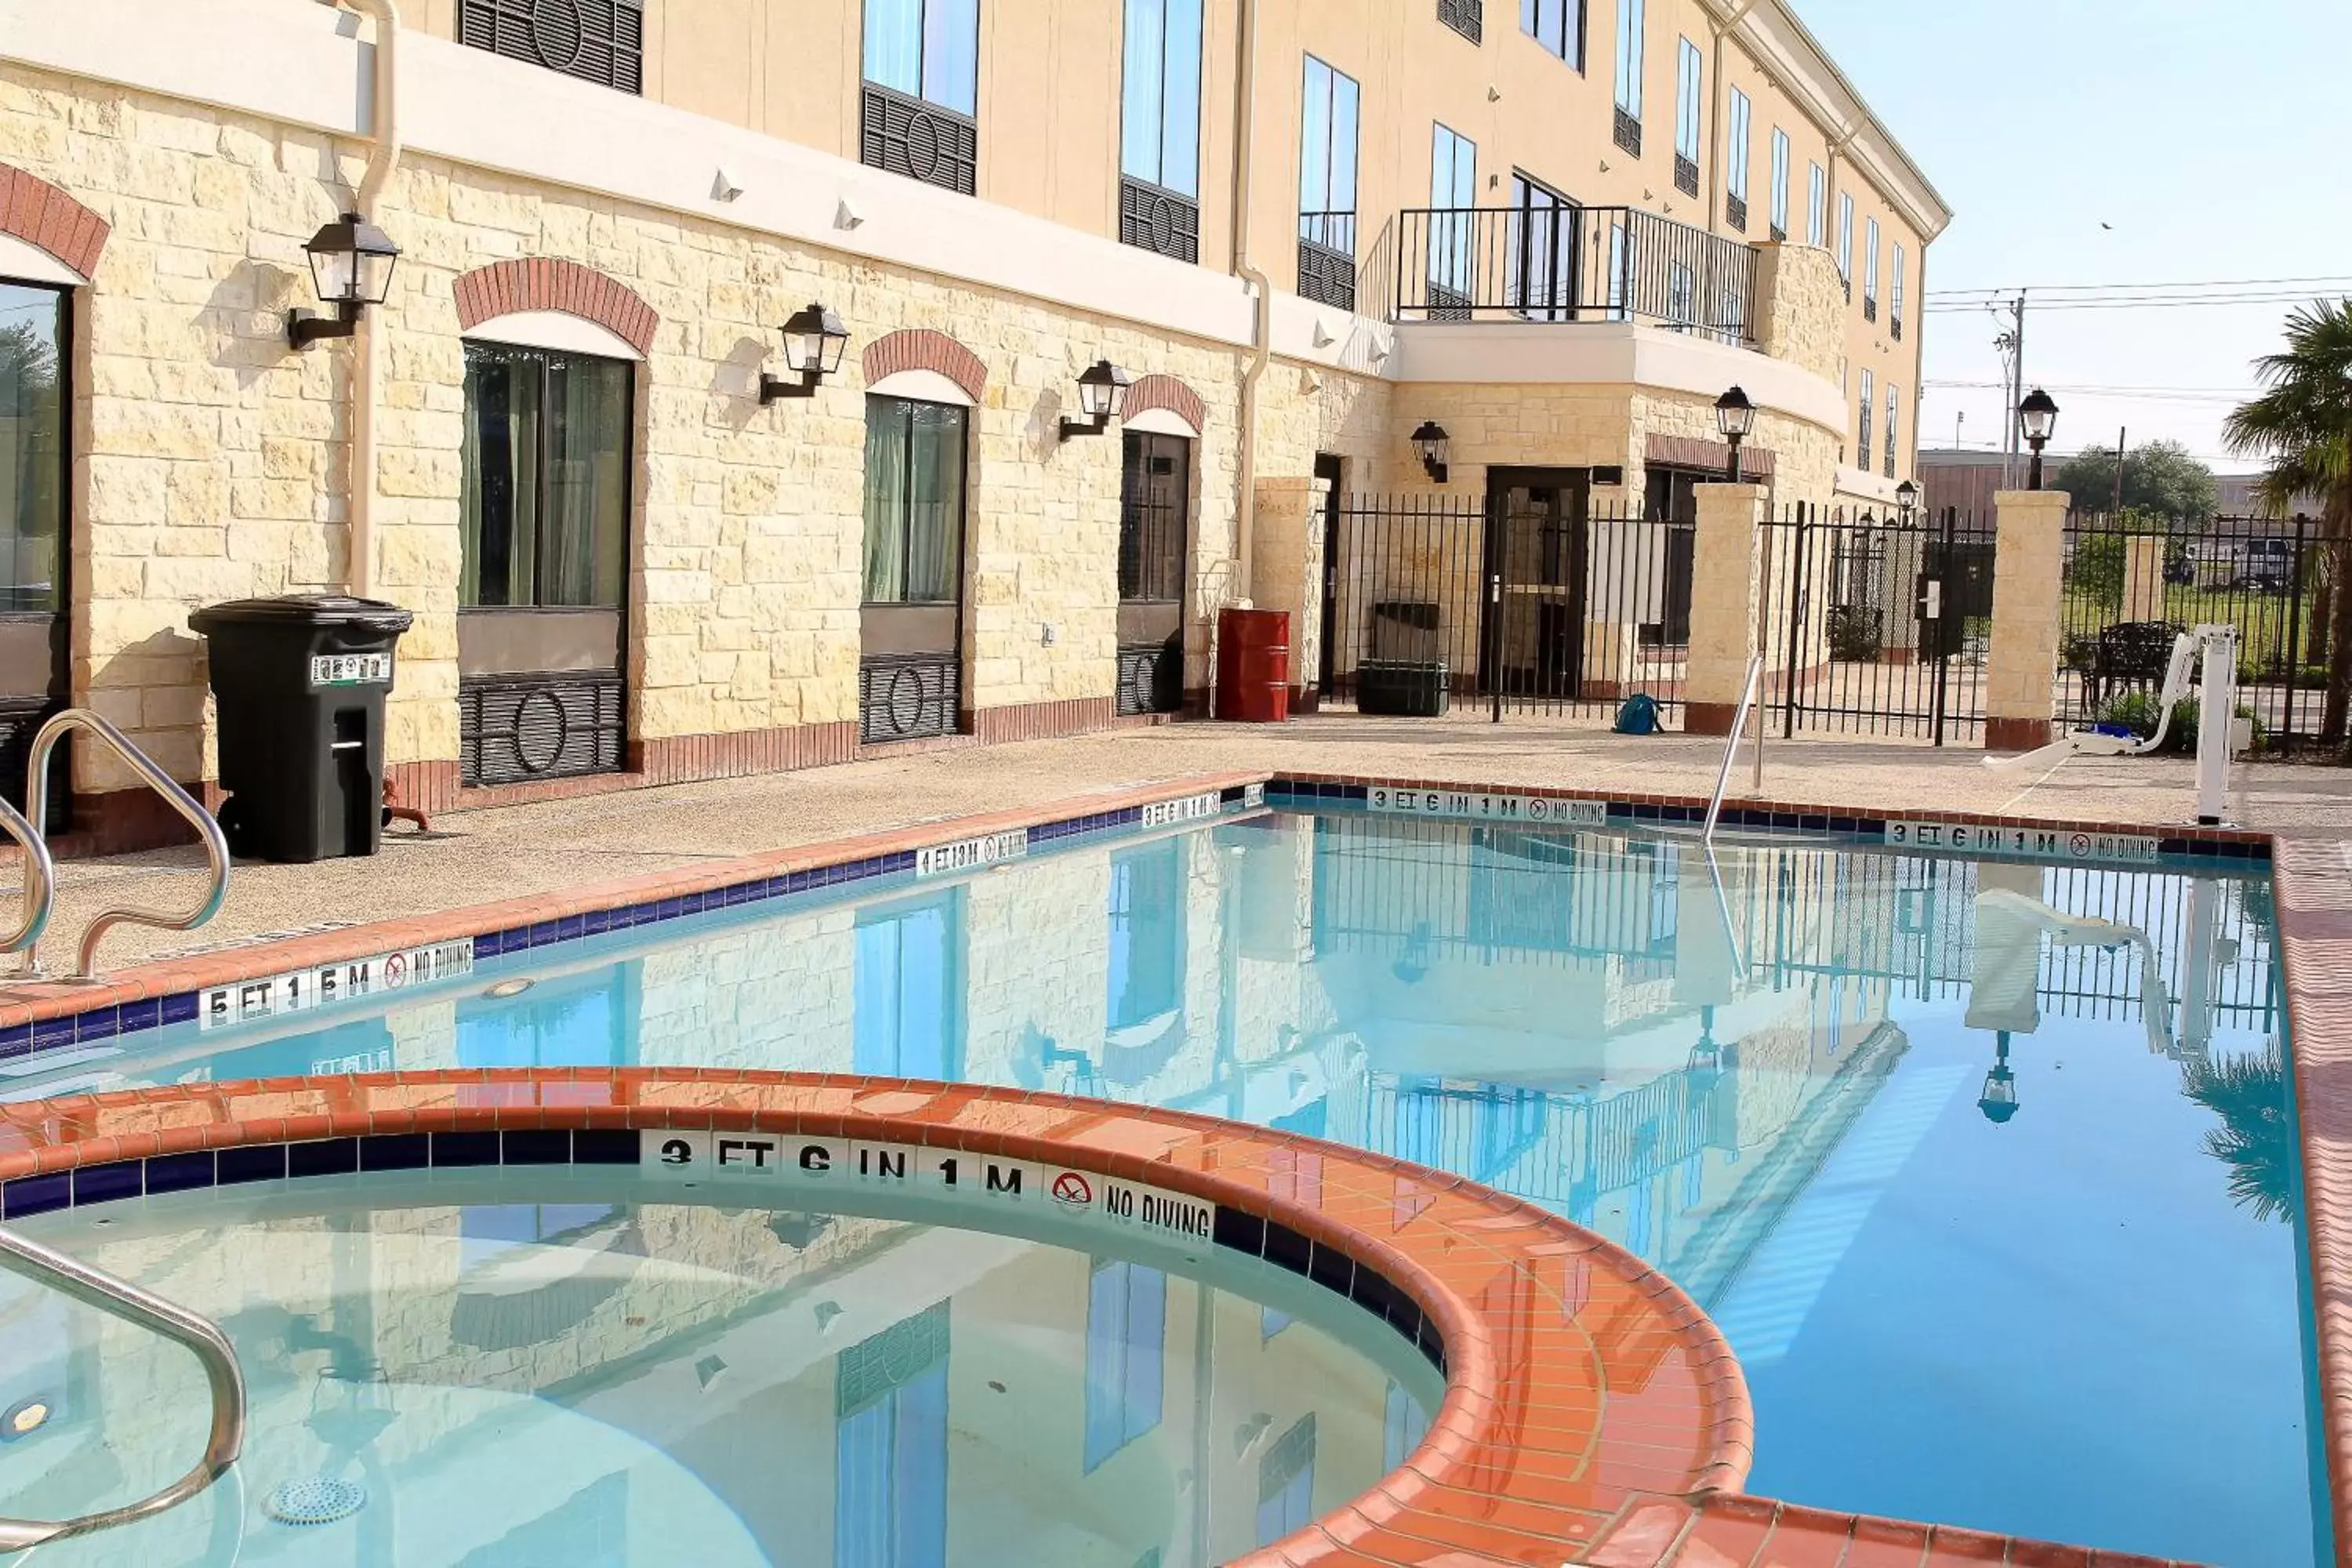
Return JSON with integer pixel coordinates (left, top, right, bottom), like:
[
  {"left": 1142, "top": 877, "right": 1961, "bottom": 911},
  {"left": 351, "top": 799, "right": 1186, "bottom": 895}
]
[
  {"left": 0, "top": 1174, "right": 1433, "bottom": 1566},
  {"left": 1, "top": 809, "right": 2316, "bottom": 1564}
]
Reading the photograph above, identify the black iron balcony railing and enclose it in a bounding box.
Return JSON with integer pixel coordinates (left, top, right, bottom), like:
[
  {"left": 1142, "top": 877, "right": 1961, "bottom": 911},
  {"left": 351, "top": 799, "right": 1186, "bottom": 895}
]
[
  {"left": 1392, "top": 205, "right": 1758, "bottom": 343},
  {"left": 1673, "top": 154, "right": 1700, "bottom": 198},
  {"left": 1438, "top": 0, "right": 1483, "bottom": 43},
  {"left": 1726, "top": 194, "right": 1748, "bottom": 234},
  {"left": 1864, "top": 293, "right": 1878, "bottom": 324},
  {"left": 860, "top": 82, "right": 978, "bottom": 196},
  {"left": 1120, "top": 175, "right": 1200, "bottom": 264},
  {"left": 1298, "top": 211, "right": 1359, "bottom": 310},
  {"left": 1613, "top": 107, "right": 1643, "bottom": 158},
  {"left": 1892, "top": 314, "right": 1904, "bottom": 341}
]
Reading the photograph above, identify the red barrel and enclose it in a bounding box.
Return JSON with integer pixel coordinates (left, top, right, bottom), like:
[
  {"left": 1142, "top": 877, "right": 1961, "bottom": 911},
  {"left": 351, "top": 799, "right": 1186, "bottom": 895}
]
[{"left": 1217, "top": 608, "right": 1290, "bottom": 723}]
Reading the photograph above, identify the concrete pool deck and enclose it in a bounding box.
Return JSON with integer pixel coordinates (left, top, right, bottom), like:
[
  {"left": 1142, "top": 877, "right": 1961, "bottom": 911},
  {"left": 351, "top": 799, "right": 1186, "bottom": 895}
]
[{"left": 5, "top": 715, "right": 2349, "bottom": 978}]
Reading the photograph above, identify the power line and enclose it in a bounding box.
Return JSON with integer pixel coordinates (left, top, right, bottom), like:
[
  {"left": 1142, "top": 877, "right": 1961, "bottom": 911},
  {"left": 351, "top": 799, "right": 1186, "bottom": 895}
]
[
  {"left": 1924, "top": 292, "right": 2342, "bottom": 314},
  {"left": 1926, "top": 272, "right": 2352, "bottom": 299}
]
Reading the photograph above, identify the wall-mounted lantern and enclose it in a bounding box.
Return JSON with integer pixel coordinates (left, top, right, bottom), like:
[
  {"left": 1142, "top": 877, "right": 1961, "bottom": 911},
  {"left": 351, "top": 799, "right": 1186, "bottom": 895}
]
[
  {"left": 760, "top": 302, "right": 851, "bottom": 402},
  {"left": 2018, "top": 388, "right": 2060, "bottom": 490},
  {"left": 1714, "top": 386, "right": 1756, "bottom": 480},
  {"left": 288, "top": 212, "right": 401, "bottom": 350},
  {"left": 1410, "top": 420, "right": 1450, "bottom": 485},
  {"left": 1978, "top": 1030, "right": 2020, "bottom": 1124},
  {"left": 1058, "top": 360, "right": 1134, "bottom": 441},
  {"left": 1896, "top": 477, "right": 1920, "bottom": 517}
]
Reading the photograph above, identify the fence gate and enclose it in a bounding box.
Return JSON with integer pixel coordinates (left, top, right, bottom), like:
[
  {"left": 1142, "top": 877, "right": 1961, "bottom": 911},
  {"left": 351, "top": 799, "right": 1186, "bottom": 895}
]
[
  {"left": 1761, "top": 506, "right": 1994, "bottom": 744},
  {"left": 1319, "top": 490, "right": 1696, "bottom": 724},
  {"left": 2057, "top": 512, "right": 2321, "bottom": 750}
]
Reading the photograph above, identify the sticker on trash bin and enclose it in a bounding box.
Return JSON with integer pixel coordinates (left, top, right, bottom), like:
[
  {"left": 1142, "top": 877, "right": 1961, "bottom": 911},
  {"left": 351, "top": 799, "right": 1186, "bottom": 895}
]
[{"left": 310, "top": 652, "right": 393, "bottom": 688}]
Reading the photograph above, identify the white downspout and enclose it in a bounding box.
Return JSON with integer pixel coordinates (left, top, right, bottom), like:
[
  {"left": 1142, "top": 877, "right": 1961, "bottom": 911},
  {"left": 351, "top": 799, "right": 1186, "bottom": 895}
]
[
  {"left": 1231, "top": 0, "right": 1269, "bottom": 609},
  {"left": 340, "top": 0, "right": 401, "bottom": 599}
]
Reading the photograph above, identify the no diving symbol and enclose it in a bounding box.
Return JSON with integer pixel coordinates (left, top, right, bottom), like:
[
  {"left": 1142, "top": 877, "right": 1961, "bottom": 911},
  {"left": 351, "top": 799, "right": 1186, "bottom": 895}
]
[
  {"left": 382, "top": 952, "right": 408, "bottom": 986},
  {"left": 1051, "top": 1171, "right": 1093, "bottom": 1210},
  {"left": 2069, "top": 832, "right": 2093, "bottom": 857}
]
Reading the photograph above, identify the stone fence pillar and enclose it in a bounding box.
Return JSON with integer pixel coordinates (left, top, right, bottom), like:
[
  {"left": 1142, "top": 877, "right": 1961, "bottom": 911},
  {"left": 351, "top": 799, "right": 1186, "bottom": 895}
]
[
  {"left": 1985, "top": 488, "right": 2071, "bottom": 750},
  {"left": 1686, "top": 482, "right": 1766, "bottom": 735}
]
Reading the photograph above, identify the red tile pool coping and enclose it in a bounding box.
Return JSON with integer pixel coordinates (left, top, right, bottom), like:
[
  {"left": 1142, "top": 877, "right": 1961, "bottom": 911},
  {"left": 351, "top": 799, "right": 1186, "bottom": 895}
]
[{"left": 0, "top": 765, "right": 2331, "bottom": 1567}]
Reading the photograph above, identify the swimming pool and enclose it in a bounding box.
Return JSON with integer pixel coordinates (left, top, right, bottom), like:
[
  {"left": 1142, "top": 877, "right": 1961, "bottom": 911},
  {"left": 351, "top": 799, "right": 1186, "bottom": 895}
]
[
  {"left": 0, "top": 1171, "right": 1436, "bottom": 1566},
  {"left": 0, "top": 800, "right": 2316, "bottom": 1564}
]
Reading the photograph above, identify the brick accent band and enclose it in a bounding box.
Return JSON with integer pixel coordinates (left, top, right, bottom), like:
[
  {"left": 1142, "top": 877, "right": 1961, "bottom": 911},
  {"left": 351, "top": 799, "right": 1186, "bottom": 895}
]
[
  {"left": 1648, "top": 431, "right": 1776, "bottom": 481},
  {"left": 0, "top": 162, "right": 109, "bottom": 280},
  {"left": 1984, "top": 716, "right": 2053, "bottom": 753},
  {"left": 1123, "top": 372, "right": 1207, "bottom": 434},
  {"left": 862, "top": 328, "right": 988, "bottom": 402},
  {"left": 453, "top": 258, "right": 659, "bottom": 356}
]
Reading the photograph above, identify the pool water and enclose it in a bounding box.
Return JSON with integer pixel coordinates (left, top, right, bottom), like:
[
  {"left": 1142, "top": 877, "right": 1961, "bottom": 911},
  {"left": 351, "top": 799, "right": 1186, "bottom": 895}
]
[
  {"left": 0, "top": 1171, "right": 1433, "bottom": 1566},
  {"left": 0, "top": 808, "right": 2316, "bottom": 1564}
]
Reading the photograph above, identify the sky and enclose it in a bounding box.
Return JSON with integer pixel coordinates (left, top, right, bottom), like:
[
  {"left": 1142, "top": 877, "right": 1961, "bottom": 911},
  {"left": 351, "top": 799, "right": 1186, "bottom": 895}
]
[{"left": 1787, "top": 0, "right": 2352, "bottom": 472}]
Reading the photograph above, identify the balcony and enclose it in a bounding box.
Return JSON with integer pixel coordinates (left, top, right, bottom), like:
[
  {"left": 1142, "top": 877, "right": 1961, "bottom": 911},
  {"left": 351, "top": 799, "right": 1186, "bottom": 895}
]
[
  {"left": 1391, "top": 205, "right": 1758, "bottom": 345},
  {"left": 1864, "top": 294, "right": 1878, "bottom": 324},
  {"left": 1298, "top": 211, "right": 1359, "bottom": 311},
  {"left": 860, "top": 81, "right": 977, "bottom": 196},
  {"left": 1892, "top": 314, "right": 1904, "bottom": 342},
  {"left": 1726, "top": 194, "right": 1748, "bottom": 234},
  {"left": 1438, "top": 0, "right": 1483, "bottom": 44},
  {"left": 1613, "top": 107, "right": 1642, "bottom": 158},
  {"left": 1673, "top": 154, "right": 1700, "bottom": 198},
  {"left": 1120, "top": 176, "right": 1200, "bottom": 264}
]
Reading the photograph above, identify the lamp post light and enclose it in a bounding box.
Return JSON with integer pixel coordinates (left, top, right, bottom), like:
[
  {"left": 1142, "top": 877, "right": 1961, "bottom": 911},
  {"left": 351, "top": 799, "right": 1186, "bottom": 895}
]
[
  {"left": 1058, "top": 359, "right": 1134, "bottom": 441},
  {"left": 1978, "top": 1030, "right": 2020, "bottom": 1124},
  {"left": 1410, "top": 420, "right": 1451, "bottom": 485},
  {"left": 288, "top": 212, "right": 401, "bottom": 350},
  {"left": 2018, "top": 388, "right": 2060, "bottom": 490},
  {"left": 1896, "top": 478, "right": 1919, "bottom": 519},
  {"left": 1714, "top": 386, "right": 1756, "bottom": 481},
  {"left": 760, "top": 302, "right": 851, "bottom": 403}
]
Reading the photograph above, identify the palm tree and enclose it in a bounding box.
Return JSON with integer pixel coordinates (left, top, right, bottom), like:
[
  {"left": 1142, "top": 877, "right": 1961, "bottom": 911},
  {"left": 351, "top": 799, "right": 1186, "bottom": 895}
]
[
  {"left": 2224, "top": 299, "right": 2352, "bottom": 749},
  {"left": 2181, "top": 1043, "right": 2296, "bottom": 1223}
]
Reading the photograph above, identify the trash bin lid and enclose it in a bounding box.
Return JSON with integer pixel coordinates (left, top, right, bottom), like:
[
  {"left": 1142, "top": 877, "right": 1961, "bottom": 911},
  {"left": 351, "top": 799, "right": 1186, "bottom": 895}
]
[{"left": 189, "top": 595, "right": 415, "bottom": 636}]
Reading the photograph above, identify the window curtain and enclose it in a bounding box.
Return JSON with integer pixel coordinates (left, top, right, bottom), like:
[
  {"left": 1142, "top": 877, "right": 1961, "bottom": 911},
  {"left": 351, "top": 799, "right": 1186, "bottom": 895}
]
[
  {"left": 459, "top": 341, "right": 627, "bottom": 609},
  {"left": 855, "top": 895, "right": 962, "bottom": 1079},
  {"left": 863, "top": 0, "right": 922, "bottom": 96},
  {"left": 922, "top": 0, "right": 978, "bottom": 114},
  {"left": 0, "top": 283, "right": 64, "bottom": 613},
  {"left": 460, "top": 344, "right": 539, "bottom": 608},
  {"left": 906, "top": 401, "right": 964, "bottom": 602},
  {"left": 1118, "top": 0, "right": 1202, "bottom": 194},
  {"left": 542, "top": 351, "right": 630, "bottom": 607}
]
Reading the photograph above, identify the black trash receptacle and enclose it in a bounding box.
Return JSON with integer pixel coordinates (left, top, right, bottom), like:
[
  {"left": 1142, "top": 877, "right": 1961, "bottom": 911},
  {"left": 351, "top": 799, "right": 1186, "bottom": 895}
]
[{"left": 188, "top": 594, "right": 414, "bottom": 863}]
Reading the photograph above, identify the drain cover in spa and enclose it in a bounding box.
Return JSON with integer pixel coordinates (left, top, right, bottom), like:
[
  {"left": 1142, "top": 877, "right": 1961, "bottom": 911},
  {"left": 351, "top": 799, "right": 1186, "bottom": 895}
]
[{"left": 264, "top": 1477, "right": 366, "bottom": 1526}]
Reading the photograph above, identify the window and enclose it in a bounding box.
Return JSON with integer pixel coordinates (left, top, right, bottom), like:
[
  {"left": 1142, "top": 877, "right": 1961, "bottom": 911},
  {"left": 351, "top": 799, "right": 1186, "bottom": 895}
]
[
  {"left": 1084, "top": 1260, "right": 1166, "bottom": 1470},
  {"left": 1806, "top": 162, "right": 1826, "bottom": 247},
  {"left": 1255, "top": 1414, "right": 1317, "bottom": 1548},
  {"left": 1863, "top": 216, "right": 1880, "bottom": 320},
  {"left": 862, "top": 396, "right": 967, "bottom": 606},
  {"left": 837, "top": 1302, "right": 950, "bottom": 1568},
  {"left": 458, "top": 0, "right": 643, "bottom": 94},
  {"left": 1836, "top": 191, "right": 1854, "bottom": 290},
  {"left": 1724, "top": 87, "right": 1751, "bottom": 231},
  {"left": 458, "top": 971, "right": 630, "bottom": 1069},
  {"left": 0, "top": 281, "right": 64, "bottom": 616},
  {"left": 1672, "top": 38, "right": 1702, "bottom": 196},
  {"left": 460, "top": 343, "right": 630, "bottom": 612},
  {"left": 1428, "top": 123, "right": 1478, "bottom": 307},
  {"left": 1120, "top": 0, "right": 1203, "bottom": 261},
  {"left": 1120, "top": 434, "right": 1189, "bottom": 605},
  {"left": 1769, "top": 129, "right": 1790, "bottom": 240},
  {"left": 1383, "top": 1384, "right": 1426, "bottom": 1473},
  {"left": 1109, "top": 841, "right": 1186, "bottom": 1030},
  {"left": 861, "top": 0, "right": 980, "bottom": 194},
  {"left": 1507, "top": 173, "right": 1577, "bottom": 320},
  {"left": 855, "top": 893, "right": 964, "bottom": 1079},
  {"left": 1604, "top": 218, "right": 1630, "bottom": 321},
  {"left": 1885, "top": 383, "right": 1900, "bottom": 478},
  {"left": 1892, "top": 243, "right": 1907, "bottom": 337},
  {"left": 1297, "top": 56, "right": 1361, "bottom": 309},
  {"left": 1612, "top": 0, "right": 1644, "bottom": 154},
  {"left": 1438, "top": 0, "right": 1483, "bottom": 44},
  {"left": 1522, "top": 0, "right": 1584, "bottom": 67},
  {"left": 1666, "top": 261, "right": 1696, "bottom": 332},
  {"left": 1857, "top": 368, "right": 1874, "bottom": 465}
]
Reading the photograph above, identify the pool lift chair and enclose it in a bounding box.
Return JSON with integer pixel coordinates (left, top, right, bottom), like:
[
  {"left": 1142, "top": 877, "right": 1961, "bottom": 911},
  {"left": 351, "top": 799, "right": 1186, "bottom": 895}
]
[
  {"left": 1965, "top": 884, "right": 2176, "bottom": 1123},
  {"left": 1985, "top": 622, "right": 2252, "bottom": 827}
]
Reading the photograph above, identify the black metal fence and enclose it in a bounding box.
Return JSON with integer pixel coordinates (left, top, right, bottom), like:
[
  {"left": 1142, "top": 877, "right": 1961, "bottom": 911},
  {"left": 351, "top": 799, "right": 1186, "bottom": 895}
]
[
  {"left": 1317, "top": 493, "right": 1695, "bottom": 724},
  {"left": 2058, "top": 512, "right": 2322, "bottom": 749},
  {"left": 1759, "top": 506, "right": 1996, "bottom": 744},
  {"left": 1392, "top": 205, "right": 1756, "bottom": 340}
]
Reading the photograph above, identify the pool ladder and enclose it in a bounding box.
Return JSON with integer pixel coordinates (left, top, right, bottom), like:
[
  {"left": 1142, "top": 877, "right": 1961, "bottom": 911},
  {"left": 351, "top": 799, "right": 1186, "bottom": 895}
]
[
  {"left": 1700, "top": 653, "right": 1766, "bottom": 846},
  {"left": 0, "top": 1227, "right": 247, "bottom": 1550},
  {"left": 0, "top": 708, "right": 231, "bottom": 981}
]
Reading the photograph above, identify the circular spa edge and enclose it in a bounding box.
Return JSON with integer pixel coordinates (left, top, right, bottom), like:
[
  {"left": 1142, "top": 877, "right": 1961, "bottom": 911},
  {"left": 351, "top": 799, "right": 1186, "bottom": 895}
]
[{"left": 0, "top": 1069, "right": 1752, "bottom": 1568}]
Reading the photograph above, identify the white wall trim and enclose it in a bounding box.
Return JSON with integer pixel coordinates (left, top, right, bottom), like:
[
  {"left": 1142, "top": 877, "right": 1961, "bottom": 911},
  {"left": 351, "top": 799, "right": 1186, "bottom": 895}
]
[
  {"left": 0, "top": 234, "right": 88, "bottom": 288},
  {"left": 459, "top": 309, "right": 643, "bottom": 361},
  {"left": 866, "top": 368, "right": 975, "bottom": 407},
  {"left": 1123, "top": 408, "right": 1200, "bottom": 438},
  {"left": 1835, "top": 466, "right": 1906, "bottom": 506}
]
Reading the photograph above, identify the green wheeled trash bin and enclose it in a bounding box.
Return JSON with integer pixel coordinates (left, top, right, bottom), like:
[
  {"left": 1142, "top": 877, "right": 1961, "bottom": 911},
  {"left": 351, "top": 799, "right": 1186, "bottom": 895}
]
[{"left": 188, "top": 594, "right": 415, "bottom": 862}]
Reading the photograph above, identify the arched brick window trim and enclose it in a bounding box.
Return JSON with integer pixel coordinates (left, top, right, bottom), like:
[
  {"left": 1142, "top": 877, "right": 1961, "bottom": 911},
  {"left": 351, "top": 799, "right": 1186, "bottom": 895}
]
[
  {"left": 1123, "top": 374, "right": 1207, "bottom": 434},
  {"left": 862, "top": 328, "right": 988, "bottom": 404},
  {"left": 0, "top": 163, "right": 109, "bottom": 280},
  {"left": 453, "top": 259, "right": 658, "bottom": 356}
]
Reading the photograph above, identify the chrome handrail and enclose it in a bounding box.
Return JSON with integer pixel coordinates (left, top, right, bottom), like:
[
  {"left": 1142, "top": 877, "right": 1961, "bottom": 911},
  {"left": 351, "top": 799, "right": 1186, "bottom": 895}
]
[
  {"left": 0, "top": 789, "right": 55, "bottom": 961},
  {"left": 0, "top": 1225, "right": 246, "bottom": 1550},
  {"left": 25, "top": 710, "right": 230, "bottom": 981},
  {"left": 1700, "top": 653, "right": 1766, "bottom": 846}
]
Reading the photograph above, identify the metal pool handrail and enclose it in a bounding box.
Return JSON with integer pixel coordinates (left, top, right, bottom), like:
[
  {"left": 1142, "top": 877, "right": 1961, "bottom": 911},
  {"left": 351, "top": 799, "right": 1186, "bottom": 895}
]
[
  {"left": 0, "top": 1225, "right": 246, "bottom": 1551},
  {"left": 1701, "top": 653, "right": 1766, "bottom": 845},
  {"left": 24, "top": 710, "right": 230, "bottom": 981},
  {"left": 0, "top": 788, "right": 56, "bottom": 962}
]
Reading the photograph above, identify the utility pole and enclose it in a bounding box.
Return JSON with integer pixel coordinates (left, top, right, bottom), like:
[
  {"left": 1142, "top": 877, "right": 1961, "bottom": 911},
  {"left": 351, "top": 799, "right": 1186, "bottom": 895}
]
[
  {"left": 1994, "top": 291, "right": 2027, "bottom": 490},
  {"left": 2111, "top": 426, "right": 2127, "bottom": 514}
]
